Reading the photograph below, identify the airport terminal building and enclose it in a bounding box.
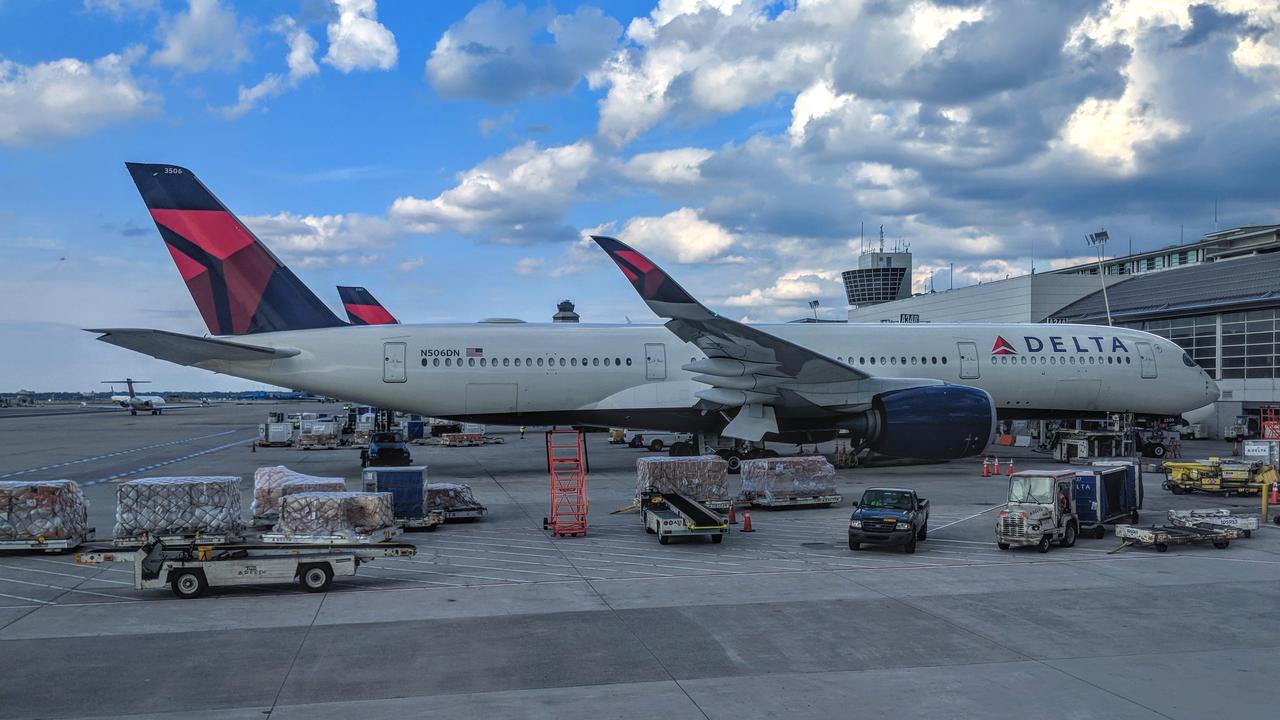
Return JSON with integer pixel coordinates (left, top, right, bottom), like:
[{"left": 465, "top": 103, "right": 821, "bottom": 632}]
[{"left": 843, "top": 225, "right": 1280, "bottom": 437}]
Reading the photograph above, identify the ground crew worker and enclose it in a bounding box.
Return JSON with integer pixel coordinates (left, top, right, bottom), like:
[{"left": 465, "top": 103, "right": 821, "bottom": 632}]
[{"left": 520, "top": 425, "right": 526, "bottom": 439}]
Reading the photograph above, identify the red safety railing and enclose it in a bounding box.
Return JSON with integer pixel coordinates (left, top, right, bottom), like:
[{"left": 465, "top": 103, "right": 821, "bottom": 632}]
[{"left": 545, "top": 430, "right": 588, "bottom": 537}]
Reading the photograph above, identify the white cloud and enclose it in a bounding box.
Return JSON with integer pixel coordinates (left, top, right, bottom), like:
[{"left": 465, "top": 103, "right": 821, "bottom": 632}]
[
  {"left": 242, "top": 212, "right": 399, "bottom": 254},
  {"left": 0, "top": 48, "right": 156, "bottom": 145},
  {"left": 617, "top": 207, "right": 735, "bottom": 263},
  {"left": 221, "top": 17, "right": 320, "bottom": 119},
  {"left": 151, "top": 0, "right": 249, "bottom": 72},
  {"left": 514, "top": 257, "right": 547, "bottom": 276},
  {"left": 390, "top": 141, "right": 596, "bottom": 242},
  {"left": 324, "top": 0, "right": 398, "bottom": 73},
  {"left": 622, "top": 148, "right": 713, "bottom": 185},
  {"left": 427, "top": 1, "right": 620, "bottom": 103},
  {"left": 397, "top": 256, "right": 425, "bottom": 272}
]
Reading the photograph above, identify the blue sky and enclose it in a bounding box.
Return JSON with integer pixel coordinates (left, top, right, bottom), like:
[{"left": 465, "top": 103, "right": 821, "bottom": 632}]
[{"left": 2, "top": 0, "right": 1278, "bottom": 391}]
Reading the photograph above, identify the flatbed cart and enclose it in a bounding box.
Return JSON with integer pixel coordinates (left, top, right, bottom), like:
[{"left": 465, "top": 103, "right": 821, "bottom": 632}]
[
  {"left": 640, "top": 491, "right": 728, "bottom": 544},
  {"left": 112, "top": 532, "right": 239, "bottom": 548},
  {"left": 75, "top": 540, "right": 417, "bottom": 599},
  {"left": 260, "top": 526, "right": 402, "bottom": 544},
  {"left": 748, "top": 494, "right": 843, "bottom": 509},
  {"left": 437, "top": 504, "right": 487, "bottom": 521},
  {"left": 1111, "top": 524, "right": 1243, "bottom": 553},
  {"left": 399, "top": 511, "right": 445, "bottom": 531},
  {"left": 1167, "top": 509, "right": 1260, "bottom": 537},
  {"left": 0, "top": 528, "right": 95, "bottom": 553}
]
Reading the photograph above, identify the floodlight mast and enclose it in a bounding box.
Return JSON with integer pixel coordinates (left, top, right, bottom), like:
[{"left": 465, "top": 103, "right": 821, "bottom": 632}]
[{"left": 1086, "top": 230, "right": 1113, "bottom": 326}]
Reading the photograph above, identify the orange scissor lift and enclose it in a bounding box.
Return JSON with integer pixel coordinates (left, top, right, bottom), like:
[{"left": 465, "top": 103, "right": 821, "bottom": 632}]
[
  {"left": 1262, "top": 407, "right": 1280, "bottom": 440},
  {"left": 544, "top": 430, "right": 588, "bottom": 537}
]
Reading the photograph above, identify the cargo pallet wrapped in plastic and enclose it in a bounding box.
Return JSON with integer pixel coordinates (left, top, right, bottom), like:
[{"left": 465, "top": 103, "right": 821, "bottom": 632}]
[
  {"left": 636, "top": 456, "right": 730, "bottom": 508},
  {"left": 427, "top": 482, "right": 487, "bottom": 519},
  {"left": 739, "top": 456, "right": 841, "bottom": 508},
  {"left": 251, "top": 466, "right": 347, "bottom": 521},
  {"left": 114, "top": 476, "right": 243, "bottom": 543},
  {"left": 266, "top": 491, "right": 398, "bottom": 543},
  {"left": 0, "top": 480, "right": 91, "bottom": 549}
]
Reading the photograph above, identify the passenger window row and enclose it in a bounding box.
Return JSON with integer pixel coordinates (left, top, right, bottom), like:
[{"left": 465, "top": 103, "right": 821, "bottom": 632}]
[
  {"left": 990, "top": 355, "right": 1133, "bottom": 366},
  {"left": 836, "top": 355, "right": 948, "bottom": 367},
  {"left": 421, "top": 356, "right": 634, "bottom": 369}
]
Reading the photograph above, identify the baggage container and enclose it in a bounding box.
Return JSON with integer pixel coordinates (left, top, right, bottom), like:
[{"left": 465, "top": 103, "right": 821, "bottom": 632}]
[
  {"left": 361, "top": 466, "right": 442, "bottom": 529},
  {"left": 1074, "top": 464, "right": 1141, "bottom": 538}
]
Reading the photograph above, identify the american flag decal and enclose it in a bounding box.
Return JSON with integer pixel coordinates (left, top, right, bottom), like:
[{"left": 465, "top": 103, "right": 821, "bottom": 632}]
[{"left": 466, "top": 347, "right": 484, "bottom": 357}]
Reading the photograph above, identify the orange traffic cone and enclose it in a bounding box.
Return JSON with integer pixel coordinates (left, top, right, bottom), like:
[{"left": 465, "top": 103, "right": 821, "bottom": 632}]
[
  {"left": 728, "top": 504, "right": 738, "bottom": 525},
  {"left": 982, "top": 458, "right": 990, "bottom": 477},
  {"left": 1007, "top": 459, "right": 1014, "bottom": 476},
  {"left": 741, "top": 510, "right": 755, "bottom": 532},
  {"left": 994, "top": 457, "right": 1001, "bottom": 474},
  {"left": 1270, "top": 481, "right": 1278, "bottom": 505}
]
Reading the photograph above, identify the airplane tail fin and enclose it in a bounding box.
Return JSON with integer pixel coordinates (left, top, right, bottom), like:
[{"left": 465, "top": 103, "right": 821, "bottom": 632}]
[
  {"left": 125, "top": 163, "right": 344, "bottom": 336},
  {"left": 337, "top": 286, "right": 398, "bottom": 325},
  {"left": 101, "top": 379, "right": 149, "bottom": 398}
]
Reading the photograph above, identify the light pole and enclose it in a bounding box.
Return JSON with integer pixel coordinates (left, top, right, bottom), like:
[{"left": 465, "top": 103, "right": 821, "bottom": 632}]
[
  {"left": 1086, "top": 230, "right": 1113, "bottom": 326},
  {"left": 808, "top": 299, "right": 820, "bottom": 321}
]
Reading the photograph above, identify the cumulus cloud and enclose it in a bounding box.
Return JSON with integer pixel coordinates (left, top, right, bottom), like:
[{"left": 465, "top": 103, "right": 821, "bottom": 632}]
[
  {"left": 221, "top": 17, "right": 320, "bottom": 119},
  {"left": 622, "top": 148, "right": 713, "bottom": 185},
  {"left": 427, "top": 1, "right": 621, "bottom": 102},
  {"left": 242, "top": 212, "right": 399, "bottom": 255},
  {"left": 397, "top": 256, "right": 425, "bottom": 272},
  {"left": 324, "top": 0, "right": 398, "bottom": 73},
  {"left": 617, "top": 208, "right": 736, "bottom": 263},
  {"left": 0, "top": 48, "right": 156, "bottom": 144},
  {"left": 151, "top": 0, "right": 250, "bottom": 72},
  {"left": 389, "top": 141, "right": 596, "bottom": 243}
]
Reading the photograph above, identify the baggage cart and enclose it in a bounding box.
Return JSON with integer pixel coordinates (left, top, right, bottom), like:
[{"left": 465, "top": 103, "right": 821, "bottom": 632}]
[
  {"left": 260, "top": 526, "right": 402, "bottom": 545},
  {"left": 1074, "top": 464, "right": 1141, "bottom": 538},
  {"left": 0, "top": 528, "right": 95, "bottom": 552},
  {"left": 1112, "top": 524, "right": 1243, "bottom": 553},
  {"left": 112, "top": 532, "right": 239, "bottom": 548},
  {"left": 1166, "top": 508, "right": 1259, "bottom": 537},
  {"left": 641, "top": 491, "right": 728, "bottom": 544},
  {"left": 76, "top": 540, "right": 416, "bottom": 598},
  {"left": 749, "top": 494, "right": 843, "bottom": 509}
]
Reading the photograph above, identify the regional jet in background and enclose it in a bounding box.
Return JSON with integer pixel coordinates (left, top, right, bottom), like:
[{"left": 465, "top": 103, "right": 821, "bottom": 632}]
[
  {"left": 337, "top": 286, "right": 397, "bottom": 325},
  {"left": 102, "top": 379, "right": 167, "bottom": 415},
  {"left": 91, "top": 163, "right": 1219, "bottom": 466}
]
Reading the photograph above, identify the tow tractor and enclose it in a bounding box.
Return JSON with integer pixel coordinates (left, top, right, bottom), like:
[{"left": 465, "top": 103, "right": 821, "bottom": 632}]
[
  {"left": 641, "top": 490, "right": 728, "bottom": 544},
  {"left": 75, "top": 540, "right": 416, "bottom": 599}
]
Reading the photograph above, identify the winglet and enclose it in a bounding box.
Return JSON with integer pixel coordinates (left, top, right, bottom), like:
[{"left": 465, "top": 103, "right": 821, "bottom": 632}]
[{"left": 590, "top": 236, "right": 706, "bottom": 317}]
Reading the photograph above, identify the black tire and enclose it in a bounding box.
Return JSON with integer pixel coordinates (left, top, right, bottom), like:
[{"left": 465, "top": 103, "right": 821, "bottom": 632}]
[
  {"left": 904, "top": 537, "right": 917, "bottom": 554},
  {"left": 711, "top": 534, "right": 723, "bottom": 544},
  {"left": 1094, "top": 525, "right": 1106, "bottom": 540},
  {"left": 1212, "top": 540, "right": 1230, "bottom": 549},
  {"left": 629, "top": 437, "right": 643, "bottom": 449},
  {"left": 848, "top": 539, "right": 860, "bottom": 551},
  {"left": 1169, "top": 484, "right": 1184, "bottom": 495},
  {"left": 1141, "top": 442, "right": 1153, "bottom": 457},
  {"left": 997, "top": 542, "right": 1010, "bottom": 550},
  {"left": 300, "top": 564, "right": 334, "bottom": 592},
  {"left": 1061, "top": 523, "right": 1077, "bottom": 548},
  {"left": 1130, "top": 510, "right": 1140, "bottom": 524},
  {"left": 916, "top": 523, "right": 927, "bottom": 541},
  {"left": 659, "top": 535, "right": 670, "bottom": 545},
  {"left": 646, "top": 526, "right": 656, "bottom": 534},
  {"left": 1037, "top": 535, "right": 1051, "bottom": 553},
  {"left": 170, "top": 569, "right": 208, "bottom": 599},
  {"left": 130, "top": 410, "right": 137, "bottom": 416},
  {"left": 1244, "top": 530, "right": 1252, "bottom": 538},
  {"left": 424, "top": 523, "right": 438, "bottom": 532},
  {"left": 724, "top": 453, "right": 742, "bottom": 474},
  {"left": 1151, "top": 444, "right": 1167, "bottom": 459},
  {"left": 649, "top": 439, "right": 664, "bottom": 452},
  {"left": 1155, "top": 542, "right": 1168, "bottom": 552}
]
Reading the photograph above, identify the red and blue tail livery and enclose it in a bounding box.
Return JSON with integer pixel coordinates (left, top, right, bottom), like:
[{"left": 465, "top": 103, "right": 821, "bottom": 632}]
[
  {"left": 125, "top": 162, "right": 344, "bottom": 336},
  {"left": 337, "top": 286, "right": 398, "bottom": 325}
]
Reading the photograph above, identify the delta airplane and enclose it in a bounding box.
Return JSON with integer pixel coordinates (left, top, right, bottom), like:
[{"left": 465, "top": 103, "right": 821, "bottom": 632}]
[
  {"left": 91, "top": 163, "right": 1219, "bottom": 464},
  {"left": 102, "top": 378, "right": 167, "bottom": 415},
  {"left": 337, "top": 286, "right": 397, "bottom": 325}
]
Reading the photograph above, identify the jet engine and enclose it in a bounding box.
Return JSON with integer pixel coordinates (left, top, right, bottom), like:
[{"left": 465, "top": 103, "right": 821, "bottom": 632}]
[{"left": 839, "top": 384, "right": 996, "bottom": 460}]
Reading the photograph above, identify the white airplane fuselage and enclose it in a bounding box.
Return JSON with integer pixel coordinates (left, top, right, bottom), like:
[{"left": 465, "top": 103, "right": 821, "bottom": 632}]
[
  {"left": 111, "top": 394, "right": 166, "bottom": 411},
  {"left": 192, "top": 321, "right": 1218, "bottom": 430}
]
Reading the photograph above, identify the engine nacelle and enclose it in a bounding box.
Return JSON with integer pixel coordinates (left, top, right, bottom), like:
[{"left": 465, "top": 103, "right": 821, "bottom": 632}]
[{"left": 840, "top": 384, "right": 995, "bottom": 460}]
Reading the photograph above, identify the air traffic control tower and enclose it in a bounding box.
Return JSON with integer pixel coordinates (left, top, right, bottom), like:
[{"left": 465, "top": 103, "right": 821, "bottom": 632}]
[{"left": 842, "top": 228, "right": 912, "bottom": 308}]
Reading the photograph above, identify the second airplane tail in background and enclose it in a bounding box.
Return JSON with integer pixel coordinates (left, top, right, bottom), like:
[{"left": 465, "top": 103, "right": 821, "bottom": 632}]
[{"left": 337, "top": 286, "right": 398, "bottom": 325}]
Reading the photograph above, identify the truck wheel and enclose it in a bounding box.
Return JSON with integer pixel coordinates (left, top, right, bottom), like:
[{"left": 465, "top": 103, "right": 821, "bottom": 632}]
[
  {"left": 711, "top": 534, "right": 723, "bottom": 544},
  {"left": 629, "top": 436, "right": 643, "bottom": 448},
  {"left": 1155, "top": 543, "right": 1168, "bottom": 552},
  {"left": 1169, "top": 485, "right": 1185, "bottom": 495},
  {"left": 904, "top": 537, "right": 917, "bottom": 554},
  {"left": 997, "top": 542, "right": 1010, "bottom": 550},
  {"left": 1061, "top": 523, "right": 1077, "bottom": 548},
  {"left": 849, "top": 539, "right": 860, "bottom": 551},
  {"left": 1151, "top": 444, "right": 1166, "bottom": 459},
  {"left": 1037, "top": 535, "right": 1051, "bottom": 553},
  {"left": 723, "top": 453, "right": 742, "bottom": 474},
  {"left": 649, "top": 439, "right": 665, "bottom": 452},
  {"left": 300, "top": 564, "right": 334, "bottom": 592},
  {"left": 170, "top": 569, "right": 208, "bottom": 599},
  {"left": 659, "top": 535, "right": 670, "bottom": 545},
  {"left": 1130, "top": 510, "right": 1140, "bottom": 524},
  {"left": 1094, "top": 525, "right": 1106, "bottom": 540},
  {"left": 1212, "top": 540, "right": 1230, "bottom": 549},
  {"left": 916, "top": 523, "right": 928, "bottom": 541}
]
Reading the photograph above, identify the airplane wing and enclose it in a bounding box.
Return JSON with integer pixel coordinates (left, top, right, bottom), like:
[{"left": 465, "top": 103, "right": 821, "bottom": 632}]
[
  {"left": 592, "top": 236, "right": 883, "bottom": 440},
  {"left": 87, "top": 328, "right": 299, "bottom": 367}
]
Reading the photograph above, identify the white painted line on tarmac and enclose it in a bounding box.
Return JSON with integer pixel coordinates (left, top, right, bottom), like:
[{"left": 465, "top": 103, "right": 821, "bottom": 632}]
[
  {"left": 0, "top": 592, "right": 52, "bottom": 605},
  {"left": 0, "top": 430, "right": 239, "bottom": 479},
  {"left": 0, "top": 564, "right": 133, "bottom": 586},
  {"left": 0, "top": 575, "right": 133, "bottom": 601},
  {"left": 84, "top": 435, "right": 257, "bottom": 486}
]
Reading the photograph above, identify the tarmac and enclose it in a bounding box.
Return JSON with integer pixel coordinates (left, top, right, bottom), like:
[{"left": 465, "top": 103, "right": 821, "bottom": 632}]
[{"left": 1, "top": 402, "right": 1278, "bottom": 719}]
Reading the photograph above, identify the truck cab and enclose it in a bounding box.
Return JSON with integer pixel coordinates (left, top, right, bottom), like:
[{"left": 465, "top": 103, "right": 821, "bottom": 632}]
[
  {"left": 848, "top": 487, "right": 930, "bottom": 553},
  {"left": 996, "top": 470, "right": 1078, "bottom": 552},
  {"left": 361, "top": 431, "right": 412, "bottom": 468}
]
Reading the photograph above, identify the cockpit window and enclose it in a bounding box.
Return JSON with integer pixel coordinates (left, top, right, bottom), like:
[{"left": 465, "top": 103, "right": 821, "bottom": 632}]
[{"left": 1182, "top": 352, "right": 1196, "bottom": 368}]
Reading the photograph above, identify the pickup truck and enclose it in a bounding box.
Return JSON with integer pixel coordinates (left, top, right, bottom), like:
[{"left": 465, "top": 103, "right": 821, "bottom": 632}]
[
  {"left": 848, "top": 487, "right": 930, "bottom": 553},
  {"left": 361, "top": 431, "right": 413, "bottom": 467}
]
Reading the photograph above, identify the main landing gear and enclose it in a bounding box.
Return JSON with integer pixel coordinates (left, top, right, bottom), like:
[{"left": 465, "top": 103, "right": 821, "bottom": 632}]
[{"left": 676, "top": 433, "right": 778, "bottom": 472}]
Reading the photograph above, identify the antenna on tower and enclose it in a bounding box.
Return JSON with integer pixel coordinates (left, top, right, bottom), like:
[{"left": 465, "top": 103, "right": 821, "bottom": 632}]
[{"left": 878, "top": 225, "right": 885, "bottom": 254}]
